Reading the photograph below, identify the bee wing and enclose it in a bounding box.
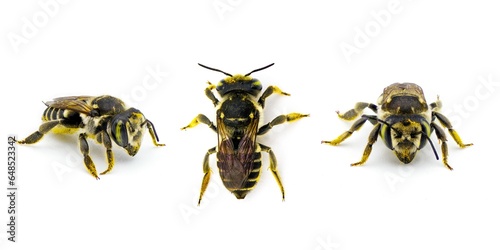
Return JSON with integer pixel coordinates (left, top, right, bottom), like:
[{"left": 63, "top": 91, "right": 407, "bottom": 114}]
[
  {"left": 45, "top": 96, "right": 94, "bottom": 115},
  {"left": 237, "top": 117, "right": 259, "bottom": 170},
  {"left": 217, "top": 113, "right": 259, "bottom": 190}
]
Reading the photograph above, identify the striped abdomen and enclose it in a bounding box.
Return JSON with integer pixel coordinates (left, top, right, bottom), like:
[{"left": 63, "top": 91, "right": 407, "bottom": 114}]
[
  {"left": 43, "top": 106, "right": 66, "bottom": 121},
  {"left": 42, "top": 107, "right": 82, "bottom": 130},
  {"left": 217, "top": 150, "right": 262, "bottom": 199}
]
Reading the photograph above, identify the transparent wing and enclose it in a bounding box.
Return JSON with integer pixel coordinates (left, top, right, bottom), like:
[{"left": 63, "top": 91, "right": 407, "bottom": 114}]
[
  {"left": 216, "top": 113, "right": 259, "bottom": 189},
  {"left": 45, "top": 96, "right": 94, "bottom": 115}
]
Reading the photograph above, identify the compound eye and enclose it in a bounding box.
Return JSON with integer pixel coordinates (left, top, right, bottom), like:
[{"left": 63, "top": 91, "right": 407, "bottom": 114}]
[
  {"left": 248, "top": 79, "right": 262, "bottom": 95},
  {"left": 111, "top": 119, "right": 129, "bottom": 147},
  {"left": 216, "top": 83, "right": 223, "bottom": 92},
  {"left": 251, "top": 79, "right": 262, "bottom": 89}
]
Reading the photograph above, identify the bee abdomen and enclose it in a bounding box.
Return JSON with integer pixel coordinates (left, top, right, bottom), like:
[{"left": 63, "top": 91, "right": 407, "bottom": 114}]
[
  {"left": 43, "top": 107, "right": 61, "bottom": 121},
  {"left": 42, "top": 107, "right": 82, "bottom": 125},
  {"left": 221, "top": 152, "right": 262, "bottom": 199}
]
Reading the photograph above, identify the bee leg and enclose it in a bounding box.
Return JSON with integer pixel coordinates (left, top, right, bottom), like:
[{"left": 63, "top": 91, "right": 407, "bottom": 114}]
[
  {"left": 258, "top": 86, "right": 290, "bottom": 108},
  {"left": 205, "top": 82, "right": 219, "bottom": 107},
  {"left": 257, "top": 113, "right": 309, "bottom": 135},
  {"left": 322, "top": 115, "right": 374, "bottom": 146},
  {"left": 433, "top": 112, "right": 473, "bottom": 148},
  {"left": 16, "top": 120, "right": 61, "bottom": 144},
  {"left": 145, "top": 120, "right": 165, "bottom": 147},
  {"left": 351, "top": 123, "right": 381, "bottom": 166},
  {"left": 96, "top": 131, "right": 114, "bottom": 175},
  {"left": 198, "top": 147, "right": 216, "bottom": 205},
  {"left": 181, "top": 114, "right": 217, "bottom": 132},
  {"left": 78, "top": 133, "right": 99, "bottom": 180},
  {"left": 431, "top": 122, "right": 453, "bottom": 170},
  {"left": 259, "top": 144, "right": 285, "bottom": 201},
  {"left": 336, "top": 102, "right": 378, "bottom": 121},
  {"left": 429, "top": 97, "right": 442, "bottom": 111}
]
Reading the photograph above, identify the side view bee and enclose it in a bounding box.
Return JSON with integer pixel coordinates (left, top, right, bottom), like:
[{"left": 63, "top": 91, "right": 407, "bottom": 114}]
[
  {"left": 182, "top": 63, "right": 308, "bottom": 204},
  {"left": 17, "top": 95, "right": 165, "bottom": 179},
  {"left": 322, "top": 83, "right": 472, "bottom": 170}
]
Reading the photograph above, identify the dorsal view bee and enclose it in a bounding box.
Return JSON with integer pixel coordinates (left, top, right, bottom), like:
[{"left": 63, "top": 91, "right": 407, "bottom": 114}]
[
  {"left": 17, "top": 95, "right": 165, "bottom": 179},
  {"left": 182, "top": 63, "right": 308, "bottom": 204},
  {"left": 322, "top": 83, "right": 472, "bottom": 170}
]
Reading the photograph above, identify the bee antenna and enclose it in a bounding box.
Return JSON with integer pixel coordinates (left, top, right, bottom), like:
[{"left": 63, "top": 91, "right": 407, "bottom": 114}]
[
  {"left": 420, "top": 132, "right": 439, "bottom": 160},
  {"left": 245, "top": 63, "right": 275, "bottom": 76},
  {"left": 361, "top": 114, "right": 406, "bottom": 139},
  {"left": 145, "top": 120, "right": 161, "bottom": 142},
  {"left": 361, "top": 115, "right": 401, "bottom": 134},
  {"left": 198, "top": 63, "right": 232, "bottom": 77}
]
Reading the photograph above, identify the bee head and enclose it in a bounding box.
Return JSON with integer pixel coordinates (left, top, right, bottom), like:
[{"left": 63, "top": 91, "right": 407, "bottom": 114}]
[
  {"left": 109, "top": 108, "right": 146, "bottom": 156},
  {"left": 217, "top": 75, "right": 262, "bottom": 96},
  {"left": 198, "top": 63, "right": 274, "bottom": 96},
  {"left": 374, "top": 115, "right": 437, "bottom": 164}
]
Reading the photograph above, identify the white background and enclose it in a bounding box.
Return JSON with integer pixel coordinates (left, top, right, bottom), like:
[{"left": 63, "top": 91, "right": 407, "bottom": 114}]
[{"left": 1, "top": 1, "right": 500, "bottom": 249}]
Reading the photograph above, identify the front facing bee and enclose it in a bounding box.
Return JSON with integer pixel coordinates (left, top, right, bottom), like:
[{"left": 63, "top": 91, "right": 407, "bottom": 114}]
[
  {"left": 322, "top": 83, "right": 472, "bottom": 169},
  {"left": 182, "top": 63, "right": 308, "bottom": 204},
  {"left": 17, "top": 95, "right": 165, "bottom": 179}
]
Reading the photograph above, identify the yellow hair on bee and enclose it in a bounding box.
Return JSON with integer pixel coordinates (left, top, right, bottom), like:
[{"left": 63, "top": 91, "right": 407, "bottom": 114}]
[{"left": 223, "top": 74, "right": 253, "bottom": 84}]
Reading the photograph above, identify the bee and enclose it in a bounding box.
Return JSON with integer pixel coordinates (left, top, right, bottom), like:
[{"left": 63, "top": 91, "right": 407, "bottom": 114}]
[
  {"left": 182, "top": 63, "right": 308, "bottom": 204},
  {"left": 17, "top": 95, "right": 165, "bottom": 179},
  {"left": 322, "top": 83, "right": 472, "bottom": 169}
]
